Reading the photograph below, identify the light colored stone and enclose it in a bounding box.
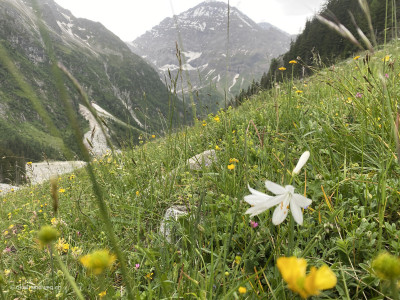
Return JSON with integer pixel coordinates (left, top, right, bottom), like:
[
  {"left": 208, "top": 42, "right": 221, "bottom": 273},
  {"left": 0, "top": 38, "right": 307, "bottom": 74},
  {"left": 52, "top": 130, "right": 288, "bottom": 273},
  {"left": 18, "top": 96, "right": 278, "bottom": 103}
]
[
  {"left": 187, "top": 149, "right": 217, "bottom": 170},
  {"left": 159, "top": 205, "right": 188, "bottom": 243},
  {"left": 25, "top": 161, "right": 86, "bottom": 185},
  {"left": 0, "top": 183, "right": 20, "bottom": 196}
]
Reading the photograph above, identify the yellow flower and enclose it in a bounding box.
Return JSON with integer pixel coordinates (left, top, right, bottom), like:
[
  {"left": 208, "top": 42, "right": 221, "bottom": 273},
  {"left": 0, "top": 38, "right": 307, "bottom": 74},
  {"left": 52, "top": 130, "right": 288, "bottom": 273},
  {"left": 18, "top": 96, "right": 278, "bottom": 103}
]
[
  {"left": 8, "top": 225, "right": 14, "bottom": 229},
  {"left": 277, "top": 256, "right": 336, "bottom": 299},
  {"left": 353, "top": 55, "right": 360, "bottom": 60},
  {"left": 289, "top": 60, "right": 297, "bottom": 64},
  {"left": 145, "top": 272, "right": 153, "bottom": 280},
  {"left": 26, "top": 162, "right": 32, "bottom": 165},
  {"left": 295, "top": 90, "right": 303, "bottom": 94},
  {"left": 279, "top": 67, "right": 286, "bottom": 71},
  {"left": 215, "top": 145, "right": 220, "bottom": 151},
  {"left": 382, "top": 55, "right": 391, "bottom": 62},
  {"left": 69, "top": 174, "right": 75, "bottom": 180},
  {"left": 59, "top": 188, "right": 65, "bottom": 193},
  {"left": 229, "top": 158, "right": 239, "bottom": 163},
  {"left": 202, "top": 121, "right": 207, "bottom": 127},
  {"left": 99, "top": 291, "right": 107, "bottom": 298},
  {"left": 228, "top": 164, "right": 235, "bottom": 170},
  {"left": 136, "top": 191, "right": 140, "bottom": 196},
  {"left": 80, "top": 249, "right": 116, "bottom": 275},
  {"left": 151, "top": 135, "right": 156, "bottom": 138},
  {"left": 55, "top": 238, "right": 69, "bottom": 254},
  {"left": 238, "top": 286, "right": 247, "bottom": 294},
  {"left": 214, "top": 116, "right": 220, "bottom": 122},
  {"left": 71, "top": 246, "right": 83, "bottom": 258},
  {"left": 4, "top": 269, "right": 10, "bottom": 276}
]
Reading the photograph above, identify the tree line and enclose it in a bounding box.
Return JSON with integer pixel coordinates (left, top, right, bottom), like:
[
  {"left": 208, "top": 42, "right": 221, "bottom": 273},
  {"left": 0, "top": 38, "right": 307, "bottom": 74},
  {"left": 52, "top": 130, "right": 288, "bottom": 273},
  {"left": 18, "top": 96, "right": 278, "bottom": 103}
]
[{"left": 231, "top": 0, "right": 400, "bottom": 106}]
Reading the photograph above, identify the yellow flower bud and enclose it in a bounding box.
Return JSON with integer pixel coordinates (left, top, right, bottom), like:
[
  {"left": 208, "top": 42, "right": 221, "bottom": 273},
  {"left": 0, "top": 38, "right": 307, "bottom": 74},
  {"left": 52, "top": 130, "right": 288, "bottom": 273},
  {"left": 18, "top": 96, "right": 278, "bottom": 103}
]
[
  {"left": 372, "top": 252, "right": 400, "bottom": 280},
  {"left": 38, "top": 226, "right": 59, "bottom": 245}
]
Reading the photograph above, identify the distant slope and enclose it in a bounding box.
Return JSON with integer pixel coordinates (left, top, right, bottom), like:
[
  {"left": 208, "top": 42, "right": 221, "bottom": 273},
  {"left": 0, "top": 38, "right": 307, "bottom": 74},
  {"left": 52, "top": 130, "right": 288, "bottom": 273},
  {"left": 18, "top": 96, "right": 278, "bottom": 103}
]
[
  {"left": 128, "top": 1, "right": 291, "bottom": 113},
  {"left": 0, "top": 0, "right": 185, "bottom": 162}
]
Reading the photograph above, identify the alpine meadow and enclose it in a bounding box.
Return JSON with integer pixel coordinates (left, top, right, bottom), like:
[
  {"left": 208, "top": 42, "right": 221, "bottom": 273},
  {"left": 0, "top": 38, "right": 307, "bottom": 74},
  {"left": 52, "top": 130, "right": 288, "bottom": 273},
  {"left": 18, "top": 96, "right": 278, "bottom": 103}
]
[{"left": 2, "top": 0, "right": 400, "bottom": 299}]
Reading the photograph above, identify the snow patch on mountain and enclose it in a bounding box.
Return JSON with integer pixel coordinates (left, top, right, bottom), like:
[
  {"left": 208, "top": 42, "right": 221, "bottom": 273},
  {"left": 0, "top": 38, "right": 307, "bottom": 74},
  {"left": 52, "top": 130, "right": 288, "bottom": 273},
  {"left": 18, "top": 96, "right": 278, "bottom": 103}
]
[
  {"left": 182, "top": 51, "right": 202, "bottom": 63},
  {"left": 229, "top": 74, "right": 240, "bottom": 91}
]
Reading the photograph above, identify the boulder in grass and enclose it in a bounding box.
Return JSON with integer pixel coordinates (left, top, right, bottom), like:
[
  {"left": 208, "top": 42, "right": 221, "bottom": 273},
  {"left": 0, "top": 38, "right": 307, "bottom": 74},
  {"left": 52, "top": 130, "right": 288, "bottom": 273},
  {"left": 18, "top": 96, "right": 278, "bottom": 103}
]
[
  {"left": 187, "top": 149, "right": 217, "bottom": 170},
  {"left": 159, "top": 205, "right": 188, "bottom": 243}
]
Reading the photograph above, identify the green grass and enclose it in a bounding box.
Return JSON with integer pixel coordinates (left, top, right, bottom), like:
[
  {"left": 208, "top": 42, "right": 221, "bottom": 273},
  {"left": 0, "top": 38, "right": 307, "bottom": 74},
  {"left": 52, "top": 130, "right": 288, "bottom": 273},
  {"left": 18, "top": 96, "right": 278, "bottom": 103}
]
[{"left": 2, "top": 38, "right": 400, "bottom": 299}]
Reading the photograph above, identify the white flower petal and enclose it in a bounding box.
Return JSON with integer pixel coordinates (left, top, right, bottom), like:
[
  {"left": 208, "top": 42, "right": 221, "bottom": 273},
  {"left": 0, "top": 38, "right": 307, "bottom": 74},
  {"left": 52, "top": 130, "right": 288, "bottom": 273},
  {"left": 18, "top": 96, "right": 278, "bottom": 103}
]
[
  {"left": 244, "top": 194, "right": 286, "bottom": 216},
  {"left": 290, "top": 201, "right": 303, "bottom": 225},
  {"left": 244, "top": 194, "right": 271, "bottom": 206},
  {"left": 265, "top": 181, "right": 286, "bottom": 195},
  {"left": 292, "top": 151, "right": 310, "bottom": 174},
  {"left": 246, "top": 185, "right": 274, "bottom": 199},
  {"left": 293, "top": 194, "right": 312, "bottom": 208},
  {"left": 272, "top": 196, "right": 290, "bottom": 225},
  {"left": 245, "top": 206, "right": 268, "bottom": 217}
]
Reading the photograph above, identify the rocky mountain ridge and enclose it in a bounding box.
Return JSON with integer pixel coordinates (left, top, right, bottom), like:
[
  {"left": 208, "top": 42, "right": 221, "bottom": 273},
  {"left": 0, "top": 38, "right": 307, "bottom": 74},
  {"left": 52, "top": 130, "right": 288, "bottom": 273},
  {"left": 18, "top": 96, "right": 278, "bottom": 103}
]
[
  {"left": 128, "top": 1, "right": 292, "bottom": 112},
  {"left": 0, "top": 0, "right": 185, "bottom": 165}
]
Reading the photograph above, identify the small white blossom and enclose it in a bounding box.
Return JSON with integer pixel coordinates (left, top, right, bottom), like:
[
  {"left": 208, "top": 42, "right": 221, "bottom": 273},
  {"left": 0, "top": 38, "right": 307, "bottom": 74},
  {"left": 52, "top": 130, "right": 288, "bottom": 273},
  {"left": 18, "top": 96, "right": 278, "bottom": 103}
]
[
  {"left": 292, "top": 151, "right": 310, "bottom": 175},
  {"left": 244, "top": 181, "right": 312, "bottom": 225}
]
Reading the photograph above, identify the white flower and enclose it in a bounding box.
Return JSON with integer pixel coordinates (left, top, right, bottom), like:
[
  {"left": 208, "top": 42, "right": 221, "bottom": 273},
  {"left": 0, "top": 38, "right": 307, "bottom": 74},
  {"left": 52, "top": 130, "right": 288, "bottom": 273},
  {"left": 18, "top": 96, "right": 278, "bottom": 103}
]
[
  {"left": 244, "top": 181, "right": 312, "bottom": 225},
  {"left": 292, "top": 151, "right": 310, "bottom": 175}
]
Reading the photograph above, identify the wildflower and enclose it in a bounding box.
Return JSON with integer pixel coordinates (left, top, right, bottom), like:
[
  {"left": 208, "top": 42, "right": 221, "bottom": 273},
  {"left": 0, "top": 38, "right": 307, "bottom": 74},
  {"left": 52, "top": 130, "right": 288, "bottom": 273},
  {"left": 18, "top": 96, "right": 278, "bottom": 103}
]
[
  {"left": 355, "top": 92, "right": 363, "bottom": 98},
  {"left": 383, "top": 55, "right": 391, "bottom": 62},
  {"left": 55, "top": 238, "right": 69, "bottom": 254},
  {"left": 225, "top": 271, "right": 230, "bottom": 276},
  {"left": 289, "top": 60, "right": 297, "bottom": 64},
  {"left": 228, "top": 164, "right": 235, "bottom": 170},
  {"left": 385, "top": 73, "right": 389, "bottom": 79},
  {"left": 292, "top": 151, "right": 310, "bottom": 175},
  {"left": 3, "top": 231, "right": 8, "bottom": 236},
  {"left": 250, "top": 220, "right": 258, "bottom": 228},
  {"left": 151, "top": 135, "right": 156, "bottom": 138},
  {"left": 145, "top": 272, "right": 153, "bottom": 280},
  {"left": 244, "top": 181, "right": 312, "bottom": 225},
  {"left": 215, "top": 145, "right": 220, "bottom": 151},
  {"left": 136, "top": 191, "right": 140, "bottom": 196},
  {"left": 372, "top": 252, "right": 400, "bottom": 280},
  {"left": 295, "top": 90, "right": 303, "bottom": 94},
  {"left": 202, "top": 121, "right": 207, "bottom": 127},
  {"left": 26, "top": 162, "right": 32, "bottom": 166},
  {"left": 58, "top": 188, "right": 65, "bottom": 193},
  {"left": 229, "top": 158, "right": 239, "bottom": 163},
  {"left": 135, "top": 264, "right": 140, "bottom": 270},
  {"left": 38, "top": 226, "right": 59, "bottom": 245},
  {"left": 238, "top": 286, "right": 247, "bottom": 294},
  {"left": 214, "top": 116, "right": 220, "bottom": 122},
  {"left": 80, "top": 249, "right": 116, "bottom": 275},
  {"left": 353, "top": 55, "right": 360, "bottom": 60},
  {"left": 71, "top": 246, "right": 83, "bottom": 258},
  {"left": 69, "top": 174, "right": 75, "bottom": 180},
  {"left": 4, "top": 269, "right": 10, "bottom": 276},
  {"left": 279, "top": 67, "right": 286, "bottom": 71},
  {"left": 99, "top": 291, "right": 107, "bottom": 298},
  {"left": 277, "top": 256, "right": 337, "bottom": 299},
  {"left": 235, "top": 256, "right": 242, "bottom": 264}
]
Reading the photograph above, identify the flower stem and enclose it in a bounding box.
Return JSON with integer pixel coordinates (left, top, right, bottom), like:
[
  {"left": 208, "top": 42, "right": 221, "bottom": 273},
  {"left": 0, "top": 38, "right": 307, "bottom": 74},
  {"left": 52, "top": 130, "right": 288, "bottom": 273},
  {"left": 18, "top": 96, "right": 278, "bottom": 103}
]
[
  {"left": 49, "top": 246, "right": 56, "bottom": 298},
  {"left": 390, "top": 279, "right": 399, "bottom": 300},
  {"left": 54, "top": 250, "right": 85, "bottom": 300},
  {"left": 0, "top": 285, "right": 5, "bottom": 300},
  {"left": 287, "top": 215, "right": 294, "bottom": 256}
]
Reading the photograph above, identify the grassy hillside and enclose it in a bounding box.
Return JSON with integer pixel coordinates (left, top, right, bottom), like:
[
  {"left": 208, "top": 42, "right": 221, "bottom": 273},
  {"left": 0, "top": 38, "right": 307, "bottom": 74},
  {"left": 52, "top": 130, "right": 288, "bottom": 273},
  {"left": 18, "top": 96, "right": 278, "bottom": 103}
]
[{"left": 1, "top": 36, "right": 400, "bottom": 299}]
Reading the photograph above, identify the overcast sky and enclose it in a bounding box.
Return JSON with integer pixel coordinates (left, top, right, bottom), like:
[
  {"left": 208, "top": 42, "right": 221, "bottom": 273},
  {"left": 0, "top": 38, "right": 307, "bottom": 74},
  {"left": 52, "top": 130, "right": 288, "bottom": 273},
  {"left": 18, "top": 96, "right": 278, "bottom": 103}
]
[{"left": 53, "top": 0, "right": 327, "bottom": 41}]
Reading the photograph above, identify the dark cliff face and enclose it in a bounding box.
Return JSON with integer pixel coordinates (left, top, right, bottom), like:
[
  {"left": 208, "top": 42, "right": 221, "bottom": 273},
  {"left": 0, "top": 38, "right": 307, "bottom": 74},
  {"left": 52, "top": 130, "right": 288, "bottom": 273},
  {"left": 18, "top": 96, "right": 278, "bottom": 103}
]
[
  {"left": 128, "top": 1, "right": 292, "bottom": 111},
  {"left": 0, "top": 0, "right": 184, "bottom": 161}
]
